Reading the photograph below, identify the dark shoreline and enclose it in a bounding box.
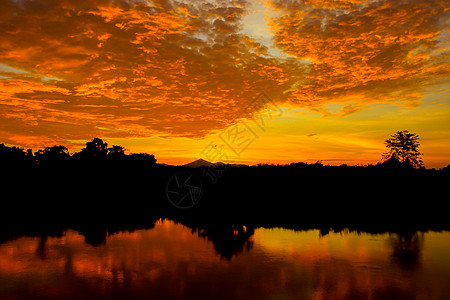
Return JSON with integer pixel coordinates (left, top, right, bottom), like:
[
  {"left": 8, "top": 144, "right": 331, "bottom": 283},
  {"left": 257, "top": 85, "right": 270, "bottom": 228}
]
[{"left": 1, "top": 163, "right": 449, "bottom": 246}]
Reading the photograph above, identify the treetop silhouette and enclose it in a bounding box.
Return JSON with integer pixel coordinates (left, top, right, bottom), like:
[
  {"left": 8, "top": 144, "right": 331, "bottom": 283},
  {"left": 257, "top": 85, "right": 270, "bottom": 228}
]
[
  {"left": 0, "top": 138, "right": 157, "bottom": 167},
  {"left": 108, "top": 145, "right": 126, "bottom": 158},
  {"left": 77, "top": 137, "right": 109, "bottom": 160},
  {"left": 382, "top": 130, "right": 423, "bottom": 168},
  {"left": 35, "top": 145, "right": 70, "bottom": 162}
]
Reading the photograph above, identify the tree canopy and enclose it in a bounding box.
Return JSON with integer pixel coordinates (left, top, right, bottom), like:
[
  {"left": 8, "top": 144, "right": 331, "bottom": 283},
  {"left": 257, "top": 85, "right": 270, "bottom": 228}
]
[
  {"left": 35, "top": 145, "right": 70, "bottom": 162},
  {"left": 382, "top": 130, "right": 423, "bottom": 168},
  {"left": 0, "top": 138, "right": 157, "bottom": 167},
  {"left": 78, "top": 137, "right": 109, "bottom": 160}
]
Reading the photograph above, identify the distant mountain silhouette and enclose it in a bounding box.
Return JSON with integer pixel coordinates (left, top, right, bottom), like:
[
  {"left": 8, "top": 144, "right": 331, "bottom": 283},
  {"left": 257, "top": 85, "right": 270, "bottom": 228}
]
[
  {"left": 182, "top": 158, "right": 220, "bottom": 168},
  {"left": 157, "top": 163, "right": 172, "bottom": 167},
  {"left": 182, "top": 158, "right": 247, "bottom": 168}
]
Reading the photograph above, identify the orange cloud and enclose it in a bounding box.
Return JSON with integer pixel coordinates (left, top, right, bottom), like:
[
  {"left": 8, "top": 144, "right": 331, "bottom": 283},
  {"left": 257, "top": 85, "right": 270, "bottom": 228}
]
[
  {"left": 0, "top": 0, "right": 293, "bottom": 147},
  {"left": 0, "top": 0, "right": 449, "bottom": 150},
  {"left": 268, "top": 0, "right": 450, "bottom": 107}
]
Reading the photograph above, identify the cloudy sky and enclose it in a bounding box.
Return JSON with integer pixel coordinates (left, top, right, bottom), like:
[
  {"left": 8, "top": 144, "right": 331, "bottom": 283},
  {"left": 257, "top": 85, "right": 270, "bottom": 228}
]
[{"left": 1, "top": 0, "right": 449, "bottom": 167}]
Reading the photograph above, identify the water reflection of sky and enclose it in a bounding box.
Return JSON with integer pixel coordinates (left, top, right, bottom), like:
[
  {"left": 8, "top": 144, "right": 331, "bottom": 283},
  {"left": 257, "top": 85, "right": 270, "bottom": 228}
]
[{"left": 0, "top": 220, "right": 449, "bottom": 300}]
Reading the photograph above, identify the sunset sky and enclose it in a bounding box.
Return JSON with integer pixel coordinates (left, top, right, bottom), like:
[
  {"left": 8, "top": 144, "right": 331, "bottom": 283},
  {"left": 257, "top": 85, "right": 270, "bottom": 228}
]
[{"left": 1, "top": 0, "right": 449, "bottom": 167}]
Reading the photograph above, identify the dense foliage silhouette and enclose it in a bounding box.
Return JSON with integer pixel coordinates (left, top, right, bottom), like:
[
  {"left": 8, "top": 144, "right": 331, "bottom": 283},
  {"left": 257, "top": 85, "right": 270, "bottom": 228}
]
[
  {"left": 382, "top": 130, "right": 423, "bottom": 168},
  {"left": 0, "top": 137, "right": 449, "bottom": 245}
]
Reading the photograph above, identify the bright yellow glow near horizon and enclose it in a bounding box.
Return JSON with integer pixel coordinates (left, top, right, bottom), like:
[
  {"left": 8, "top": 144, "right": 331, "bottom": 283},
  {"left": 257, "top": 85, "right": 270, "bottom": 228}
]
[{"left": 1, "top": 0, "right": 449, "bottom": 168}]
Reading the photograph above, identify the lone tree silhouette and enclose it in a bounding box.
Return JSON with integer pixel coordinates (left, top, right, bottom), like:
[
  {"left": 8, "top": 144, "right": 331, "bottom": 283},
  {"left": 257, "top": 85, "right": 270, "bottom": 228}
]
[{"left": 382, "top": 130, "right": 423, "bottom": 168}]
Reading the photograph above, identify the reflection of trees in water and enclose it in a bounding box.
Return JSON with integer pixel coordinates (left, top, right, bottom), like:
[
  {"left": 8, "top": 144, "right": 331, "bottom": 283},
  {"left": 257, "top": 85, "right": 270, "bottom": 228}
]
[
  {"left": 81, "top": 228, "right": 108, "bottom": 246},
  {"left": 36, "top": 235, "right": 47, "bottom": 259},
  {"left": 189, "top": 224, "right": 255, "bottom": 260},
  {"left": 80, "top": 220, "right": 158, "bottom": 246},
  {"left": 31, "top": 221, "right": 424, "bottom": 268},
  {"left": 32, "top": 219, "right": 253, "bottom": 261},
  {"left": 389, "top": 231, "right": 424, "bottom": 269},
  {"left": 77, "top": 220, "right": 255, "bottom": 260},
  {"left": 31, "top": 220, "right": 159, "bottom": 248},
  {"left": 34, "top": 228, "right": 64, "bottom": 259},
  {"left": 34, "top": 229, "right": 106, "bottom": 251}
]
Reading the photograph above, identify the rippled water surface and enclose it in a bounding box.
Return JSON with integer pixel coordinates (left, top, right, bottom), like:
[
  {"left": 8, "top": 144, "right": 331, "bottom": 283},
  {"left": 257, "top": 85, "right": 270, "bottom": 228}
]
[{"left": 1, "top": 220, "right": 449, "bottom": 300}]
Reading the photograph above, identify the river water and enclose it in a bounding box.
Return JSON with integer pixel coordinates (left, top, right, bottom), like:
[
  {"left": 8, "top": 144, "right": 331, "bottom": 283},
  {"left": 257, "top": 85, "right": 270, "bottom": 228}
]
[{"left": 0, "top": 219, "right": 449, "bottom": 300}]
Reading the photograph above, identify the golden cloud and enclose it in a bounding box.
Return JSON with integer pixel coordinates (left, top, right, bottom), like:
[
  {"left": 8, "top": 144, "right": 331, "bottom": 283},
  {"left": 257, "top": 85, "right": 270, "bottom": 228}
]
[
  {"left": 269, "top": 0, "right": 450, "bottom": 110},
  {"left": 0, "top": 0, "right": 449, "bottom": 147},
  {"left": 0, "top": 0, "right": 304, "bottom": 147}
]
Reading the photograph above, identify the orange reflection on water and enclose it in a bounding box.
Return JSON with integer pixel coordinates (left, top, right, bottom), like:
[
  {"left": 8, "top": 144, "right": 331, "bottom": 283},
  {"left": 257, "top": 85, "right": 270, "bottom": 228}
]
[{"left": 0, "top": 220, "right": 449, "bottom": 300}]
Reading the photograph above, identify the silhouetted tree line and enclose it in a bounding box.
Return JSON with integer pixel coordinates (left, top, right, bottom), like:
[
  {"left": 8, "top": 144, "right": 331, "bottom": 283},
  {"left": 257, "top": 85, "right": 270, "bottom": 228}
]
[
  {"left": 1, "top": 134, "right": 449, "bottom": 171},
  {"left": 0, "top": 137, "right": 156, "bottom": 169},
  {"left": 1, "top": 133, "right": 449, "bottom": 236}
]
